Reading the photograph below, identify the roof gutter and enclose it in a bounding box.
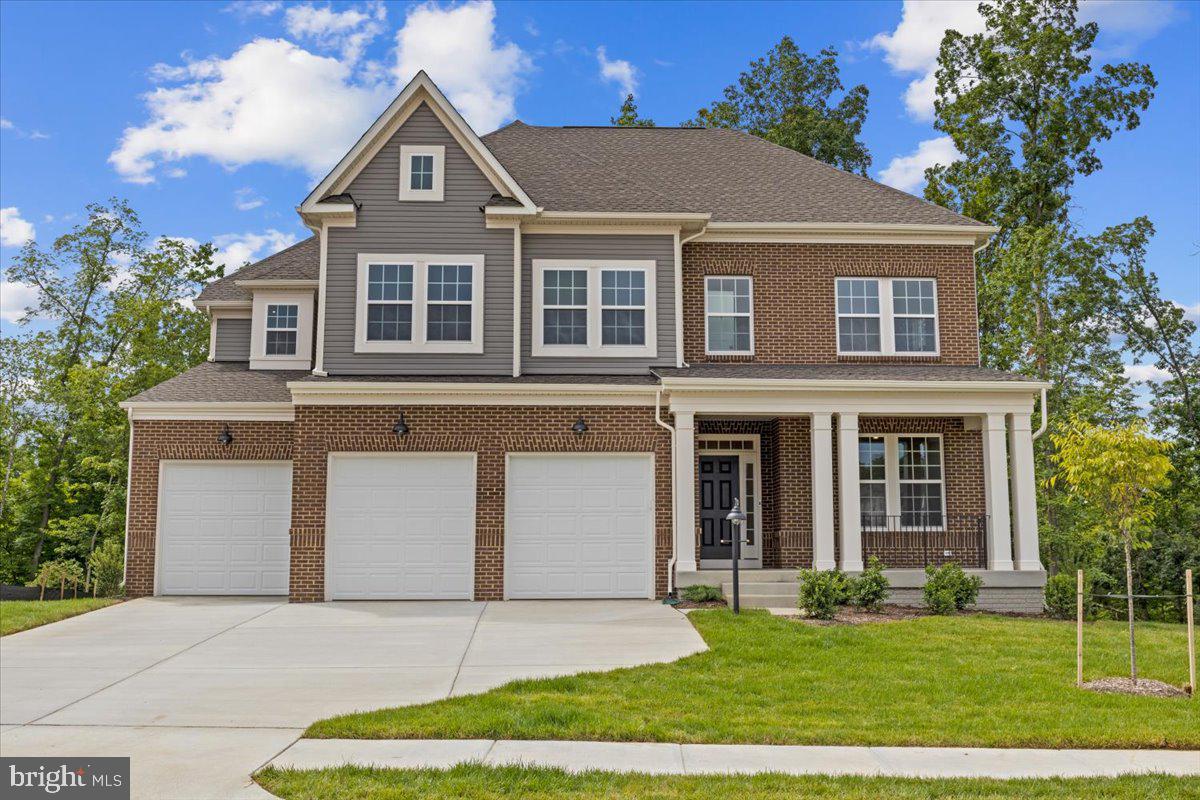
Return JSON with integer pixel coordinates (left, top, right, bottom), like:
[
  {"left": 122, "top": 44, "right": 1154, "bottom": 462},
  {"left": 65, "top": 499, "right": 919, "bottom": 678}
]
[{"left": 656, "top": 377, "right": 1052, "bottom": 393}]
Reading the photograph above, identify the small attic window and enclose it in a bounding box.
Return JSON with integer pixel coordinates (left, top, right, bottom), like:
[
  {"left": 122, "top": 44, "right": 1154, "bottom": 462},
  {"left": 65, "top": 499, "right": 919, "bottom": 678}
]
[{"left": 399, "top": 144, "right": 445, "bottom": 201}]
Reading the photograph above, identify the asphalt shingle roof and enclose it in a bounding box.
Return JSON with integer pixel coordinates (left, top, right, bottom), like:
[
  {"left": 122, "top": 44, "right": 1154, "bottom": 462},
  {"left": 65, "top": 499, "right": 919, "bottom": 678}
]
[
  {"left": 123, "top": 361, "right": 304, "bottom": 403},
  {"left": 195, "top": 236, "right": 320, "bottom": 302}
]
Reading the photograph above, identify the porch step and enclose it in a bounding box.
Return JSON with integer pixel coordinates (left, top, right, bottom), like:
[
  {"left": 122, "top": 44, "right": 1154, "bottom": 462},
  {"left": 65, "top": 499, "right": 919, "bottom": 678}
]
[{"left": 720, "top": 581, "right": 800, "bottom": 609}]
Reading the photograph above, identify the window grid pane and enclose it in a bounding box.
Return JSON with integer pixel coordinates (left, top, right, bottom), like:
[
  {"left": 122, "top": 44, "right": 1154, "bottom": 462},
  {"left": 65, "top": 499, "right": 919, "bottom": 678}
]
[
  {"left": 543, "top": 309, "right": 587, "bottom": 345},
  {"left": 858, "top": 436, "right": 887, "bottom": 529},
  {"left": 542, "top": 269, "right": 588, "bottom": 345},
  {"left": 266, "top": 304, "right": 298, "bottom": 330},
  {"left": 366, "top": 303, "right": 412, "bottom": 342},
  {"left": 410, "top": 154, "right": 434, "bottom": 190},
  {"left": 367, "top": 264, "right": 413, "bottom": 302},
  {"left": 265, "top": 330, "right": 297, "bottom": 356},
  {"left": 706, "top": 276, "right": 752, "bottom": 353},
  {"left": 426, "top": 303, "right": 471, "bottom": 342},
  {"left": 601, "top": 309, "right": 646, "bottom": 345},
  {"left": 600, "top": 269, "right": 646, "bottom": 346},
  {"left": 839, "top": 317, "right": 881, "bottom": 352}
]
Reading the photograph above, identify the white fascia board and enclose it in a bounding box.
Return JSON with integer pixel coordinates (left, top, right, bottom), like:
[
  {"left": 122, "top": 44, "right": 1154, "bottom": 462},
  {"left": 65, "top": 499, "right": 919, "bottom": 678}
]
[
  {"left": 120, "top": 402, "right": 294, "bottom": 421},
  {"left": 300, "top": 72, "right": 535, "bottom": 214},
  {"left": 698, "top": 221, "right": 996, "bottom": 246},
  {"left": 287, "top": 381, "right": 658, "bottom": 406},
  {"left": 193, "top": 299, "right": 252, "bottom": 311},
  {"left": 666, "top": 386, "right": 1041, "bottom": 416},
  {"left": 658, "top": 377, "right": 1050, "bottom": 393},
  {"left": 234, "top": 280, "right": 319, "bottom": 290}
]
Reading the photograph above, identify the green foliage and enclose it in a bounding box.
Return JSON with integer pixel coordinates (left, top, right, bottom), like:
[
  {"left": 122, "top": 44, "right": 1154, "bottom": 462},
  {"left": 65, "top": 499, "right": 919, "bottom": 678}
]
[
  {"left": 680, "top": 584, "right": 722, "bottom": 603},
  {"left": 923, "top": 563, "right": 982, "bottom": 615},
  {"left": 847, "top": 556, "right": 890, "bottom": 612},
  {"left": 797, "top": 568, "right": 848, "bottom": 620},
  {"left": 1043, "top": 571, "right": 1093, "bottom": 620},
  {"left": 88, "top": 538, "right": 124, "bottom": 597},
  {"left": 686, "top": 38, "right": 871, "bottom": 174},
  {"left": 611, "top": 94, "right": 655, "bottom": 128}
]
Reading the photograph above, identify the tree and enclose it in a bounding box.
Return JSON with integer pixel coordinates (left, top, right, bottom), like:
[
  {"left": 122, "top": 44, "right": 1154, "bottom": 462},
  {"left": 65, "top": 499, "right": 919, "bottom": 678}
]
[
  {"left": 686, "top": 38, "right": 871, "bottom": 174},
  {"left": 1050, "top": 419, "right": 1172, "bottom": 683},
  {"left": 611, "top": 94, "right": 655, "bottom": 127}
]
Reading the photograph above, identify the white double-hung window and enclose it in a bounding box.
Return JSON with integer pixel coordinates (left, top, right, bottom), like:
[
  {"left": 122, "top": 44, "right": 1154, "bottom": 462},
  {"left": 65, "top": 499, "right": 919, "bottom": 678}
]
[
  {"left": 836, "top": 278, "right": 938, "bottom": 355},
  {"left": 705, "top": 276, "right": 753, "bottom": 354},
  {"left": 532, "top": 259, "right": 657, "bottom": 357},
  {"left": 355, "top": 253, "right": 484, "bottom": 353},
  {"left": 858, "top": 434, "right": 945, "bottom": 530}
]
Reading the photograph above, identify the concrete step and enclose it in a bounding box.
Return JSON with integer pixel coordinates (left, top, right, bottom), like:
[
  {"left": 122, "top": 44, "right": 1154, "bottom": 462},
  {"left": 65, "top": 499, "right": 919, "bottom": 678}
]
[
  {"left": 694, "top": 569, "right": 799, "bottom": 584},
  {"left": 721, "top": 582, "right": 799, "bottom": 609}
]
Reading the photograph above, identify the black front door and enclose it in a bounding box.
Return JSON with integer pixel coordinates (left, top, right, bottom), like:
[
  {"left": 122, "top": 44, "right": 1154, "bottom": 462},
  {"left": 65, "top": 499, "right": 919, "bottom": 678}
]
[{"left": 700, "top": 455, "right": 740, "bottom": 560}]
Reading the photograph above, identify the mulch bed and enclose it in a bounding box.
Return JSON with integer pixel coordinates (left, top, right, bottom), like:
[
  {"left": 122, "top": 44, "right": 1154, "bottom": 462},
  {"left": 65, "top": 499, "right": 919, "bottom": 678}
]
[{"left": 1081, "top": 677, "right": 1191, "bottom": 699}]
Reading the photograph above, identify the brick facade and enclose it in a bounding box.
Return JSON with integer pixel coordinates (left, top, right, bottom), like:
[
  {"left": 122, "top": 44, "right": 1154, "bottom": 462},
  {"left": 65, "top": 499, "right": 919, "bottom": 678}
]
[{"left": 682, "top": 241, "right": 980, "bottom": 365}]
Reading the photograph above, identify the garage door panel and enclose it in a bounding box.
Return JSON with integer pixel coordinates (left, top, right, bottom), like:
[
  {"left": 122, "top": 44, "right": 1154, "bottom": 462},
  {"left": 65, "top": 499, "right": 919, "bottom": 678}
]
[{"left": 506, "top": 454, "right": 653, "bottom": 599}]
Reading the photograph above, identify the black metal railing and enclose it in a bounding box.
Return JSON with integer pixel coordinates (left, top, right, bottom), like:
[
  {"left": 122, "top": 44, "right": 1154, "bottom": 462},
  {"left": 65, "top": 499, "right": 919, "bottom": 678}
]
[{"left": 859, "top": 513, "right": 989, "bottom": 568}]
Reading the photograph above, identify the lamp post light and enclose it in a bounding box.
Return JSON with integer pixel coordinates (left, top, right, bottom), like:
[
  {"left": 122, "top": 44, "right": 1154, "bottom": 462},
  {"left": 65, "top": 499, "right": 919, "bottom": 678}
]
[{"left": 725, "top": 498, "right": 747, "bottom": 614}]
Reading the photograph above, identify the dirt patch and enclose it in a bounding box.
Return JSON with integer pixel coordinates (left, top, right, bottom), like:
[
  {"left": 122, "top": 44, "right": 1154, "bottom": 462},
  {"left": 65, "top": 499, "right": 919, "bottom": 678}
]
[
  {"left": 673, "top": 599, "right": 727, "bottom": 610},
  {"left": 1081, "top": 677, "right": 1190, "bottom": 699},
  {"left": 788, "top": 605, "right": 928, "bottom": 625}
]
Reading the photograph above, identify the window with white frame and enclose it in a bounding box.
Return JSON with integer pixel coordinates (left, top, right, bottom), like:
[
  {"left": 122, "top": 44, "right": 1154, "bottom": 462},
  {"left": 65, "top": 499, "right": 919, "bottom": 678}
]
[
  {"left": 836, "top": 278, "right": 938, "bottom": 355},
  {"left": 398, "top": 145, "right": 445, "bottom": 201},
  {"left": 858, "top": 433, "right": 945, "bottom": 529},
  {"left": 705, "top": 276, "right": 753, "bottom": 354},
  {"left": 355, "top": 254, "right": 483, "bottom": 353},
  {"left": 532, "top": 260, "right": 657, "bottom": 357},
  {"left": 264, "top": 303, "right": 298, "bottom": 356}
]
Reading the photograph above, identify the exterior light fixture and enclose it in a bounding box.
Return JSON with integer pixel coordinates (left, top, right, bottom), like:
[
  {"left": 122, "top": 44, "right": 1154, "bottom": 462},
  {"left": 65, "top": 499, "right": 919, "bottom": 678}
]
[
  {"left": 392, "top": 412, "right": 410, "bottom": 437},
  {"left": 571, "top": 417, "right": 588, "bottom": 435},
  {"left": 725, "top": 498, "right": 748, "bottom": 614},
  {"left": 217, "top": 424, "right": 234, "bottom": 447}
]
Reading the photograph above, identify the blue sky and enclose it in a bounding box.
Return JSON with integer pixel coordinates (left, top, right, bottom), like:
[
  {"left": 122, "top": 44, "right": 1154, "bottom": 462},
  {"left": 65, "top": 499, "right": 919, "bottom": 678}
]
[{"left": 2, "top": 0, "right": 1197, "bottom": 368}]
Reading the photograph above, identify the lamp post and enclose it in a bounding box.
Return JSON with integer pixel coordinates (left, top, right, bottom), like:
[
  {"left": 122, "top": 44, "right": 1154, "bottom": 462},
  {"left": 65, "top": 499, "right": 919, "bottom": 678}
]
[{"left": 726, "top": 498, "right": 747, "bottom": 614}]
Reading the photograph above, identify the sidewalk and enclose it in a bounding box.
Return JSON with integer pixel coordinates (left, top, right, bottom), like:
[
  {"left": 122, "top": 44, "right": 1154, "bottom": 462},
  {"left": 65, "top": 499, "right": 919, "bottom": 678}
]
[{"left": 269, "top": 739, "right": 1200, "bottom": 779}]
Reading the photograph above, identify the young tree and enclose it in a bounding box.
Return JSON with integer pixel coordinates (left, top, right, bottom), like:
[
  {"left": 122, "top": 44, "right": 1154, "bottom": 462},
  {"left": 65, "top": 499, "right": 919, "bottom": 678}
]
[
  {"left": 611, "top": 94, "right": 655, "bottom": 127},
  {"left": 1050, "top": 419, "right": 1172, "bottom": 683},
  {"left": 686, "top": 38, "right": 871, "bottom": 174}
]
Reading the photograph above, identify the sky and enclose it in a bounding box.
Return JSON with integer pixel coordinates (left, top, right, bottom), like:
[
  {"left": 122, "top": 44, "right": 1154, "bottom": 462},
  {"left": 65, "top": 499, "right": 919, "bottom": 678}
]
[{"left": 1, "top": 0, "right": 1197, "bottom": 381}]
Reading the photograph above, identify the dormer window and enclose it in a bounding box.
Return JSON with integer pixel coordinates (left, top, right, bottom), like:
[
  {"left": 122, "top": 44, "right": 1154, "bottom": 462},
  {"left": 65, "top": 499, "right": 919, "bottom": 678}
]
[
  {"left": 249, "top": 290, "right": 314, "bottom": 370},
  {"left": 265, "top": 304, "right": 298, "bottom": 355},
  {"left": 399, "top": 145, "right": 445, "bottom": 201}
]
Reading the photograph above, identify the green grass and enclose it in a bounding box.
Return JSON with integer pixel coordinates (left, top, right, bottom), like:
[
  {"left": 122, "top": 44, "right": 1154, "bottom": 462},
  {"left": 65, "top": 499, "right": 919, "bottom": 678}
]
[
  {"left": 0, "top": 598, "right": 120, "bottom": 636},
  {"left": 255, "top": 765, "right": 1199, "bottom": 800},
  {"left": 309, "top": 610, "right": 1199, "bottom": 748}
]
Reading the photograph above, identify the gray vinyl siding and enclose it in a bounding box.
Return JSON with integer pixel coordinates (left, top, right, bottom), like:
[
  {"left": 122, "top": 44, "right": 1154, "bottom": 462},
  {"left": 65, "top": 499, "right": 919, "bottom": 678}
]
[
  {"left": 321, "top": 103, "right": 514, "bottom": 375},
  {"left": 522, "top": 234, "right": 676, "bottom": 374},
  {"left": 213, "top": 318, "right": 251, "bottom": 361}
]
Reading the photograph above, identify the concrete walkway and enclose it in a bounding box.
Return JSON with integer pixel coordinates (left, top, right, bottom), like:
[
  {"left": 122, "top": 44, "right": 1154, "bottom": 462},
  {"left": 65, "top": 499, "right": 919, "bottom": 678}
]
[{"left": 269, "top": 738, "right": 1200, "bottom": 779}]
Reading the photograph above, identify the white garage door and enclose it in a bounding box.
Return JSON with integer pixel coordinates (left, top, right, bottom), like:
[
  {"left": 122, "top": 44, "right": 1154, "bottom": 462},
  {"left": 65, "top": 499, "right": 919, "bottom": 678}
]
[
  {"left": 506, "top": 454, "right": 654, "bottom": 599},
  {"left": 157, "top": 461, "right": 291, "bottom": 595},
  {"left": 326, "top": 454, "right": 475, "bottom": 600}
]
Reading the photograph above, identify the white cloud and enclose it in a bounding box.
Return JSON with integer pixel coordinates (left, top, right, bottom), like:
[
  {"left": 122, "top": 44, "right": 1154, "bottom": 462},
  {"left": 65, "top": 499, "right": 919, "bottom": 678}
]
[
  {"left": 878, "top": 136, "right": 961, "bottom": 193},
  {"left": 223, "top": 1, "right": 282, "bottom": 19},
  {"left": 0, "top": 118, "right": 12, "bottom": 130},
  {"left": 0, "top": 207, "right": 36, "bottom": 247},
  {"left": 597, "top": 45, "right": 637, "bottom": 98},
  {"left": 1124, "top": 363, "right": 1173, "bottom": 383},
  {"left": 211, "top": 229, "right": 298, "bottom": 272},
  {"left": 234, "top": 187, "right": 266, "bottom": 211},
  {"left": 870, "top": 0, "right": 1175, "bottom": 121},
  {"left": 394, "top": 0, "right": 532, "bottom": 134},
  {"left": 285, "top": 2, "right": 386, "bottom": 64},
  {"left": 0, "top": 281, "right": 39, "bottom": 324},
  {"left": 110, "top": 38, "right": 389, "bottom": 184},
  {"left": 1175, "top": 301, "right": 1200, "bottom": 323}
]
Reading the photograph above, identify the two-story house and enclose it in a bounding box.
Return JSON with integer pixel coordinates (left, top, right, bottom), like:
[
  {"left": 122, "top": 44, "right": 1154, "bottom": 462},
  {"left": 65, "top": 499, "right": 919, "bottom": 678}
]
[{"left": 120, "top": 72, "right": 1048, "bottom": 610}]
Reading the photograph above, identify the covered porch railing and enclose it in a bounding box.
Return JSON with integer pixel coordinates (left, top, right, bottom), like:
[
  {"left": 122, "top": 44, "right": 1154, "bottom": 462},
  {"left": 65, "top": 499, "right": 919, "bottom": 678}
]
[{"left": 860, "top": 513, "right": 989, "bottom": 569}]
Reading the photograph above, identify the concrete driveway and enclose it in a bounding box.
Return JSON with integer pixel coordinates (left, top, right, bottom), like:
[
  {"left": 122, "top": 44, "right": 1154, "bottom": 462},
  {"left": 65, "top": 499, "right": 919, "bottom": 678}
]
[{"left": 0, "top": 597, "right": 706, "bottom": 799}]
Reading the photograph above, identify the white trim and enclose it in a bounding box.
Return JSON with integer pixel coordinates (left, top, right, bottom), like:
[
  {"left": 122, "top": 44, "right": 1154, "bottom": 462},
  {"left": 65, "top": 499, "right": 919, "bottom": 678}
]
[
  {"left": 697, "top": 434, "right": 762, "bottom": 567},
  {"left": 697, "top": 222, "right": 996, "bottom": 247},
  {"left": 704, "top": 275, "right": 755, "bottom": 356},
  {"left": 531, "top": 259, "right": 657, "bottom": 358},
  {"left": 835, "top": 277, "right": 940, "bottom": 357},
  {"left": 193, "top": 299, "right": 252, "bottom": 311},
  {"left": 120, "top": 402, "right": 295, "bottom": 421},
  {"left": 398, "top": 144, "right": 445, "bottom": 202},
  {"left": 354, "top": 253, "right": 485, "bottom": 354},
  {"left": 250, "top": 290, "right": 314, "bottom": 370},
  {"left": 658, "top": 377, "right": 1050, "bottom": 393},
  {"left": 512, "top": 226, "right": 522, "bottom": 377},
  {"left": 234, "top": 279, "right": 320, "bottom": 290},
  {"left": 287, "top": 382, "right": 657, "bottom": 407},
  {"left": 673, "top": 230, "right": 685, "bottom": 369}
]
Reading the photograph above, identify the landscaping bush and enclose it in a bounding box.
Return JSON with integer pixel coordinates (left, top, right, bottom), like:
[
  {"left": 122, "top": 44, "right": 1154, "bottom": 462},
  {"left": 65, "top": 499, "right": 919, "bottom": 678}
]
[
  {"left": 680, "top": 584, "right": 723, "bottom": 603},
  {"left": 1044, "top": 570, "right": 1096, "bottom": 619},
  {"left": 922, "top": 562, "right": 982, "bottom": 615},
  {"left": 847, "top": 556, "right": 890, "bottom": 611},
  {"left": 797, "top": 569, "right": 848, "bottom": 619},
  {"left": 88, "top": 539, "right": 125, "bottom": 597}
]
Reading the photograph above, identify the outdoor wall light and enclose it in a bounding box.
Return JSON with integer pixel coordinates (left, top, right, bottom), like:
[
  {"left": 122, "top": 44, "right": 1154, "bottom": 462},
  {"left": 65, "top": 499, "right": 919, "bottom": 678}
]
[
  {"left": 217, "top": 424, "right": 234, "bottom": 447},
  {"left": 392, "top": 412, "right": 410, "bottom": 437},
  {"left": 571, "top": 417, "right": 588, "bottom": 435}
]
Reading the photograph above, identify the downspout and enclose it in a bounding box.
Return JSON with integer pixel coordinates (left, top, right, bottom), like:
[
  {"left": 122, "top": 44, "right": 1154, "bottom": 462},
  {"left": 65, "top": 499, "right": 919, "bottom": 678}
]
[
  {"left": 1032, "top": 387, "right": 1048, "bottom": 441},
  {"left": 675, "top": 224, "right": 709, "bottom": 369},
  {"left": 512, "top": 225, "right": 522, "bottom": 377},
  {"left": 654, "top": 387, "right": 677, "bottom": 595}
]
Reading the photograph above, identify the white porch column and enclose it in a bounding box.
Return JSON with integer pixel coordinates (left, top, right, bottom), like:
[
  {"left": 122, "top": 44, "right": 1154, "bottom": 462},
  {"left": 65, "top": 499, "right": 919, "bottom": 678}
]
[
  {"left": 674, "top": 410, "right": 698, "bottom": 574},
  {"left": 811, "top": 412, "right": 837, "bottom": 570},
  {"left": 982, "top": 412, "right": 1014, "bottom": 571},
  {"left": 836, "top": 413, "right": 864, "bottom": 572},
  {"left": 1008, "top": 412, "right": 1043, "bottom": 571}
]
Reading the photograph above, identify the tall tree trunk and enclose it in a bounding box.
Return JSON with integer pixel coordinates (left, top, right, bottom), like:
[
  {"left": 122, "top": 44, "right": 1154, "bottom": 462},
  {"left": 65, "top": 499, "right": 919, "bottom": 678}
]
[{"left": 1124, "top": 536, "right": 1137, "bottom": 684}]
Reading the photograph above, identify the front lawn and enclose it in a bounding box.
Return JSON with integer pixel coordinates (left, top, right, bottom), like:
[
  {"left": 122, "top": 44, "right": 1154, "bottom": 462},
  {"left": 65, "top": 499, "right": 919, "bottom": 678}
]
[
  {"left": 256, "top": 765, "right": 1196, "bottom": 800},
  {"left": 0, "top": 598, "right": 120, "bottom": 636},
  {"left": 309, "top": 610, "right": 1199, "bottom": 749}
]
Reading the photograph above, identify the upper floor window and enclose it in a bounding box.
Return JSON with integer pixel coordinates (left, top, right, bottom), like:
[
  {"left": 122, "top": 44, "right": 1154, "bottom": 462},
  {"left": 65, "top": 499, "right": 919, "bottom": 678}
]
[
  {"left": 532, "top": 259, "right": 657, "bottom": 358},
  {"left": 355, "top": 253, "right": 484, "bottom": 354},
  {"left": 858, "top": 434, "right": 945, "bottom": 530},
  {"left": 398, "top": 144, "right": 445, "bottom": 201},
  {"left": 836, "top": 278, "right": 938, "bottom": 355},
  {"left": 264, "top": 304, "right": 298, "bottom": 355},
  {"left": 705, "top": 276, "right": 753, "bottom": 354}
]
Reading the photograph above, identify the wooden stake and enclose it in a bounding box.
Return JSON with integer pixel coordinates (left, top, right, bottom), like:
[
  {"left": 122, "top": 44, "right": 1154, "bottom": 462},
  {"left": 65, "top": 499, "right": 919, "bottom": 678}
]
[
  {"left": 1077, "top": 569, "right": 1084, "bottom": 688},
  {"left": 1187, "top": 569, "right": 1196, "bottom": 699}
]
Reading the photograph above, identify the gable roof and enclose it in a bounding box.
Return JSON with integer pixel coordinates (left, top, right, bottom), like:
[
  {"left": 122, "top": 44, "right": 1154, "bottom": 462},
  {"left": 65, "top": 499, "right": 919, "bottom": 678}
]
[
  {"left": 195, "top": 236, "right": 319, "bottom": 303},
  {"left": 482, "top": 123, "right": 985, "bottom": 227}
]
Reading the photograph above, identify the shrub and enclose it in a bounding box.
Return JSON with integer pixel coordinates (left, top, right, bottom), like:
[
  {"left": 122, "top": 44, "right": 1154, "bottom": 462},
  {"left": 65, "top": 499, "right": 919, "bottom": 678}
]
[
  {"left": 89, "top": 539, "right": 125, "bottom": 597},
  {"left": 797, "top": 569, "right": 848, "bottom": 620},
  {"left": 680, "top": 584, "right": 723, "bottom": 603},
  {"left": 847, "top": 556, "right": 890, "bottom": 611},
  {"left": 922, "top": 562, "right": 982, "bottom": 615},
  {"left": 1044, "top": 570, "right": 1094, "bottom": 619}
]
